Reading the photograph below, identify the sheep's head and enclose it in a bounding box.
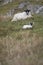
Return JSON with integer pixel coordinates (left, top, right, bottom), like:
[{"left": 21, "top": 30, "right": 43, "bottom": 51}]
[
  {"left": 25, "top": 9, "right": 31, "bottom": 15},
  {"left": 29, "top": 22, "right": 34, "bottom": 26}
]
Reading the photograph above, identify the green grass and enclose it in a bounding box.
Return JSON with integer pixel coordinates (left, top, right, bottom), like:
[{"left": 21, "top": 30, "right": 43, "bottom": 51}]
[
  {"left": 0, "top": 14, "right": 43, "bottom": 37},
  {"left": 0, "top": 2, "right": 18, "bottom": 14}
]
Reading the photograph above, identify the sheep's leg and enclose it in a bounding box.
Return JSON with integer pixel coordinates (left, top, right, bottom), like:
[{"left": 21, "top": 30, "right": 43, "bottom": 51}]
[{"left": 11, "top": 17, "right": 17, "bottom": 22}]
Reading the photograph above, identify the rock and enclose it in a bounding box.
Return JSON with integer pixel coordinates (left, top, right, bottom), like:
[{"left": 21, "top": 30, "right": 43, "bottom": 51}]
[
  {"left": 18, "top": 2, "right": 27, "bottom": 9},
  {"left": 36, "top": 6, "right": 43, "bottom": 14},
  {"left": 27, "top": 4, "right": 42, "bottom": 14}
]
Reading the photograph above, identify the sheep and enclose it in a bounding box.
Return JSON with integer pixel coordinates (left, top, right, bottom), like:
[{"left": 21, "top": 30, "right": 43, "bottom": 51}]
[
  {"left": 11, "top": 9, "right": 32, "bottom": 22},
  {"left": 22, "top": 22, "right": 34, "bottom": 29}
]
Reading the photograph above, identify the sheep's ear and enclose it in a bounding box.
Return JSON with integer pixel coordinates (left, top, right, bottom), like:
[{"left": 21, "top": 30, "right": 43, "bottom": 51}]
[
  {"left": 29, "top": 10, "right": 31, "bottom": 12},
  {"left": 24, "top": 9, "right": 31, "bottom": 12},
  {"left": 28, "top": 10, "right": 31, "bottom": 12}
]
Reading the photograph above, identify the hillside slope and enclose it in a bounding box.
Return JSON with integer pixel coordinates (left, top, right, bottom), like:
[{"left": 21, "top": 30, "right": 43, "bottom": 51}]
[{"left": 0, "top": 0, "right": 43, "bottom": 65}]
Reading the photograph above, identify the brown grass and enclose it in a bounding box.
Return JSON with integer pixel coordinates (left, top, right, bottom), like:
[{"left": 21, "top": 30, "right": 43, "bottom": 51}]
[{"left": 0, "top": 32, "right": 43, "bottom": 65}]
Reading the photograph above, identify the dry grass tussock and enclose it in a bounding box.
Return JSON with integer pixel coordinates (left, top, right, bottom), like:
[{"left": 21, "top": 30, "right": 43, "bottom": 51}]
[{"left": 0, "top": 32, "right": 43, "bottom": 65}]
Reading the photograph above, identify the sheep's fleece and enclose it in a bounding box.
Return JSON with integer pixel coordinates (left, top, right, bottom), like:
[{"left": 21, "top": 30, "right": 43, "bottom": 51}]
[{"left": 11, "top": 12, "right": 32, "bottom": 21}]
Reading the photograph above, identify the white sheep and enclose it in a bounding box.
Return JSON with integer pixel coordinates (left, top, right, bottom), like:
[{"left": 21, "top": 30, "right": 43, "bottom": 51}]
[
  {"left": 22, "top": 22, "right": 34, "bottom": 29},
  {"left": 11, "top": 9, "right": 32, "bottom": 22}
]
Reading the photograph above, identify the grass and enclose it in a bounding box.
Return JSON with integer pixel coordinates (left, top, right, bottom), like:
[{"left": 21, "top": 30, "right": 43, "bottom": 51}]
[
  {"left": 0, "top": 29, "right": 43, "bottom": 65},
  {"left": 0, "top": 14, "right": 43, "bottom": 37},
  {"left": 0, "top": 2, "right": 18, "bottom": 14},
  {"left": 0, "top": 0, "right": 43, "bottom": 65},
  {"left": 0, "top": 15, "right": 43, "bottom": 65}
]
